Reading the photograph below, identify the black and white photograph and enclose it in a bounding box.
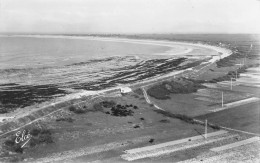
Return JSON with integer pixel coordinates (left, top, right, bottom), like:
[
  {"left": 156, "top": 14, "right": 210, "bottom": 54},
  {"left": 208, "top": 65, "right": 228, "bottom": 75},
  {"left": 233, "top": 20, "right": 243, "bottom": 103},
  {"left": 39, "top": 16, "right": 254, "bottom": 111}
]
[{"left": 0, "top": 0, "right": 260, "bottom": 162}]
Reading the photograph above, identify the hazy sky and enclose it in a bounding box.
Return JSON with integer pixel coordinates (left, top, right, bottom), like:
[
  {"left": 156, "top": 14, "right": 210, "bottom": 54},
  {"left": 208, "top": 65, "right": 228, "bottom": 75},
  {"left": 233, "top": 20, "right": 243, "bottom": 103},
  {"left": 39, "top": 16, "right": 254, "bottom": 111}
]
[{"left": 0, "top": 0, "right": 260, "bottom": 34}]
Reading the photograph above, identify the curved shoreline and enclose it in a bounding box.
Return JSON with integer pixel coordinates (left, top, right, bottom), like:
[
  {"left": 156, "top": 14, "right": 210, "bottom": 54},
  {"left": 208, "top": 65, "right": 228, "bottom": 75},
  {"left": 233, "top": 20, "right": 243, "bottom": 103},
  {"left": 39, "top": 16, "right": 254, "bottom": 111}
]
[
  {"left": 0, "top": 35, "right": 233, "bottom": 120},
  {"left": 53, "top": 36, "right": 232, "bottom": 101},
  {"left": 2, "top": 34, "right": 232, "bottom": 58}
]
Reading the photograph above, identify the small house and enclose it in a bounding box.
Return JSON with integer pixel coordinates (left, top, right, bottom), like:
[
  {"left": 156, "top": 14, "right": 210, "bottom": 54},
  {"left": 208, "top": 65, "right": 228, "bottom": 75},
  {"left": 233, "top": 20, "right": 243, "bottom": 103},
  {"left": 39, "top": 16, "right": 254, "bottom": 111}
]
[{"left": 120, "top": 87, "right": 132, "bottom": 94}]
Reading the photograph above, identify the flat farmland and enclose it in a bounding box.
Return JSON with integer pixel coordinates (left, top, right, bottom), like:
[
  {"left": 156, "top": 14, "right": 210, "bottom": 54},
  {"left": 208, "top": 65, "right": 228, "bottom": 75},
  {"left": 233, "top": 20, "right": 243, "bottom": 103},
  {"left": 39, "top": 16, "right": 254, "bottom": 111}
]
[{"left": 196, "top": 101, "right": 260, "bottom": 134}]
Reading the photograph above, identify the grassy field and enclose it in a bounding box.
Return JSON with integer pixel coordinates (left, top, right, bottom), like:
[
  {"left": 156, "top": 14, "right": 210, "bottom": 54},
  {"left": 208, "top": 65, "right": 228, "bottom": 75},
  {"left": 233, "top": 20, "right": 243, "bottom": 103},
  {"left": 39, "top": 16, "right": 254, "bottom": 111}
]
[
  {"left": 0, "top": 91, "right": 215, "bottom": 162},
  {"left": 146, "top": 78, "right": 205, "bottom": 100},
  {"left": 196, "top": 101, "right": 260, "bottom": 134}
]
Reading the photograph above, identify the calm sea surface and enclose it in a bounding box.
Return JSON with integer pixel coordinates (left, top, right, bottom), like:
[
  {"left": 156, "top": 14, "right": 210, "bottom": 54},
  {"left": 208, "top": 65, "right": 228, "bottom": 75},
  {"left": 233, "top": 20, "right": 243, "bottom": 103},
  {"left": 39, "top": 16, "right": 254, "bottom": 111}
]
[{"left": 0, "top": 36, "right": 172, "bottom": 69}]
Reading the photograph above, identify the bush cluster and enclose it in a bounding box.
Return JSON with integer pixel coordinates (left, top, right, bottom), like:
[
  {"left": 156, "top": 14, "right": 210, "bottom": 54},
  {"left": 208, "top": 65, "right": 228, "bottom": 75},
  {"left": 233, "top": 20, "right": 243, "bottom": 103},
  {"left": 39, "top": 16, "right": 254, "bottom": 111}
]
[
  {"left": 147, "top": 78, "right": 205, "bottom": 99},
  {"left": 4, "top": 138, "right": 24, "bottom": 154},
  {"left": 56, "top": 117, "right": 74, "bottom": 123},
  {"left": 110, "top": 105, "right": 134, "bottom": 116},
  {"left": 100, "top": 101, "right": 116, "bottom": 108},
  {"left": 147, "top": 84, "right": 170, "bottom": 100},
  {"left": 209, "top": 124, "right": 221, "bottom": 130},
  {"left": 133, "top": 125, "right": 140, "bottom": 128},
  {"left": 96, "top": 100, "right": 138, "bottom": 116},
  {"left": 29, "top": 128, "right": 54, "bottom": 147},
  {"left": 159, "top": 119, "right": 170, "bottom": 123},
  {"left": 0, "top": 108, "right": 8, "bottom": 114},
  {"left": 133, "top": 88, "right": 143, "bottom": 95},
  {"left": 69, "top": 106, "right": 86, "bottom": 114},
  {"left": 149, "top": 139, "right": 154, "bottom": 143},
  {"left": 157, "top": 111, "right": 196, "bottom": 124}
]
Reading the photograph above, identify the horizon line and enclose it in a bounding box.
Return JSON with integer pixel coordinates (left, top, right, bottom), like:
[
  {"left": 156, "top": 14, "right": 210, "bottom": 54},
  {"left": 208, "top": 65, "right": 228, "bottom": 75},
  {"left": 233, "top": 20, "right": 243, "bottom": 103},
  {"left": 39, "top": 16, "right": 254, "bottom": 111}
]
[{"left": 1, "top": 32, "right": 260, "bottom": 35}]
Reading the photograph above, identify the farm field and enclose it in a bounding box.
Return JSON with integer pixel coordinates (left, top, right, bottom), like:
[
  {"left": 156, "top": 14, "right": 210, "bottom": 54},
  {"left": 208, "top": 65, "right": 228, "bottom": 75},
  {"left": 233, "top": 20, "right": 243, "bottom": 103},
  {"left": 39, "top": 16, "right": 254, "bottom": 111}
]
[{"left": 196, "top": 101, "right": 260, "bottom": 134}]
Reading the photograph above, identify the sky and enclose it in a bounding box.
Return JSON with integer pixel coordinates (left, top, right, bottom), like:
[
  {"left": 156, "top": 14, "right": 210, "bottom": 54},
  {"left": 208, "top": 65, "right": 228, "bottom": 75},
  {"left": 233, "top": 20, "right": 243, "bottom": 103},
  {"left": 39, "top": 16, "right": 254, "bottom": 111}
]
[{"left": 0, "top": 0, "right": 260, "bottom": 34}]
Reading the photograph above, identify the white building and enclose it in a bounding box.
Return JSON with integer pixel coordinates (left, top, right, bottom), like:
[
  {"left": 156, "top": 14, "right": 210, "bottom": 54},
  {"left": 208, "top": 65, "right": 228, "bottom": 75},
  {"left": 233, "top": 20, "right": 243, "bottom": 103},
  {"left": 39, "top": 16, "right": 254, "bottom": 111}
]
[{"left": 120, "top": 87, "right": 132, "bottom": 94}]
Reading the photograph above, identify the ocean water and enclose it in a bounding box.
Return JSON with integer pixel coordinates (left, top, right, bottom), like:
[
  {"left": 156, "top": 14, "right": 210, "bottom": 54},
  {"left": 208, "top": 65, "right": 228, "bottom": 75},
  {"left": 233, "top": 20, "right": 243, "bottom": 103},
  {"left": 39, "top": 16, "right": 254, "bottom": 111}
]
[{"left": 0, "top": 36, "right": 216, "bottom": 111}]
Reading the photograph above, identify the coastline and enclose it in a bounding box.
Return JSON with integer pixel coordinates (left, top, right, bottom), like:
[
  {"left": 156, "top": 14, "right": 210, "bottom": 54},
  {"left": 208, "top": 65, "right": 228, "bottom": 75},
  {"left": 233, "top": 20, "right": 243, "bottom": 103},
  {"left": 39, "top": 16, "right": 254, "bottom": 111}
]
[
  {"left": 2, "top": 35, "right": 260, "bottom": 162},
  {"left": 0, "top": 36, "right": 233, "bottom": 127},
  {"left": 2, "top": 34, "right": 232, "bottom": 54}
]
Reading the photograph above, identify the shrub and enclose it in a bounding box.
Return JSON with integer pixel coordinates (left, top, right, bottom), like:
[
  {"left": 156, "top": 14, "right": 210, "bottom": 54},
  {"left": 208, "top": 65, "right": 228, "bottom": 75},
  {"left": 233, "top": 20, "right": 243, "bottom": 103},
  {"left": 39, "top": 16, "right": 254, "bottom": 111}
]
[
  {"left": 208, "top": 68, "right": 248, "bottom": 83},
  {"left": 159, "top": 119, "right": 170, "bottom": 123},
  {"left": 30, "top": 128, "right": 41, "bottom": 136},
  {"left": 139, "top": 97, "right": 145, "bottom": 100},
  {"left": 147, "top": 78, "right": 205, "bottom": 99},
  {"left": 147, "top": 84, "right": 170, "bottom": 100},
  {"left": 154, "top": 110, "right": 196, "bottom": 124},
  {"left": 100, "top": 101, "right": 116, "bottom": 108},
  {"left": 69, "top": 106, "right": 77, "bottom": 112},
  {"left": 93, "top": 103, "right": 104, "bottom": 112},
  {"left": 0, "top": 108, "right": 8, "bottom": 114},
  {"left": 38, "top": 134, "right": 53, "bottom": 144},
  {"left": 4, "top": 137, "right": 24, "bottom": 154},
  {"left": 29, "top": 128, "right": 54, "bottom": 147},
  {"left": 69, "top": 105, "right": 87, "bottom": 114},
  {"left": 133, "top": 125, "right": 140, "bottom": 128},
  {"left": 4, "top": 139, "right": 15, "bottom": 147},
  {"left": 132, "top": 94, "right": 139, "bottom": 98},
  {"left": 13, "top": 146, "right": 23, "bottom": 153},
  {"left": 133, "top": 88, "right": 143, "bottom": 95},
  {"left": 56, "top": 117, "right": 74, "bottom": 123},
  {"left": 209, "top": 124, "right": 221, "bottom": 130},
  {"left": 40, "top": 129, "right": 51, "bottom": 135},
  {"left": 111, "top": 105, "right": 134, "bottom": 117},
  {"left": 133, "top": 106, "right": 138, "bottom": 109},
  {"left": 73, "top": 109, "right": 86, "bottom": 114}
]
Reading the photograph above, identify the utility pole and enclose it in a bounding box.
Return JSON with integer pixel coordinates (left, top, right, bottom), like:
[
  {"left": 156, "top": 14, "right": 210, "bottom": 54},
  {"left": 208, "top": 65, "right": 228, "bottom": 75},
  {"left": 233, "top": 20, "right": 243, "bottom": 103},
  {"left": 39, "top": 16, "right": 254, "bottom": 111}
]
[
  {"left": 231, "top": 78, "right": 233, "bottom": 90},
  {"left": 245, "top": 44, "right": 252, "bottom": 66},
  {"left": 205, "top": 119, "right": 208, "bottom": 139},
  {"left": 230, "top": 78, "right": 235, "bottom": 90},
  {"left": 222, "top": 91, "right": 224, "bottom": 108}
]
